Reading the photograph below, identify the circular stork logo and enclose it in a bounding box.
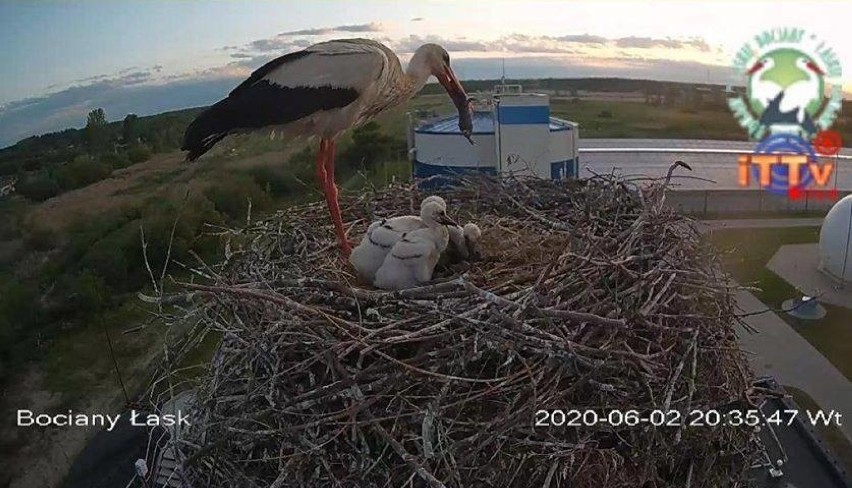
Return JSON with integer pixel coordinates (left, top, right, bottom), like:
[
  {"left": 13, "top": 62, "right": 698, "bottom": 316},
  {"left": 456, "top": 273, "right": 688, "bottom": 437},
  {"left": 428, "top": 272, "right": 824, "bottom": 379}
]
[{"left": 727, "top": 28, "right": 842, "bottom": 141}]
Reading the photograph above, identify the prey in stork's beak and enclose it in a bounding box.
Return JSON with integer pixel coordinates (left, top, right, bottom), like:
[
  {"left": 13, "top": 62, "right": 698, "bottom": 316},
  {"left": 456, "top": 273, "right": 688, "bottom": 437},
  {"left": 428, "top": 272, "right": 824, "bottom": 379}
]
[{"left": 437, "top": 65, "right": 475, "bottom": 145}]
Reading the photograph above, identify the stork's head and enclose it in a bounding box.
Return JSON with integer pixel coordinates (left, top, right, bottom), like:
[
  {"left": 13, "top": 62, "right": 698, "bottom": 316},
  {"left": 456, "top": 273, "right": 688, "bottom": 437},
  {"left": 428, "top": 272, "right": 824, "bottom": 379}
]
[
  {"left": 796, "top": 56, "right": 824, "bottom": 76},
  {"left": 747, "top": 56, "right": 774, "bottom": 76},
  {"left": 420, "top": 195, "right": 458, "bottom": 226},
  {"left": 411, "top": 44, "right": 474, "bottom": 142},
  {"left": 462, "top": 223, "right": 483, "bottom": 261}
]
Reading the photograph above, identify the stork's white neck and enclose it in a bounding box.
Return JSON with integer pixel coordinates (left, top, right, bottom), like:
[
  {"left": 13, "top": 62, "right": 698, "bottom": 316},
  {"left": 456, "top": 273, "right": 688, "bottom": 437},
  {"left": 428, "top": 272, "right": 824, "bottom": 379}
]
[{"left": 405, "top": 53, "right": 433, "bottom": 94}]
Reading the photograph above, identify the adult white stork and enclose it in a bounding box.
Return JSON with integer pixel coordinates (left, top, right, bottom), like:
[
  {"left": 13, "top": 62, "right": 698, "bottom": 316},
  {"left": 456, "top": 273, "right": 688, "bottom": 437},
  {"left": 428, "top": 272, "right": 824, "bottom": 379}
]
[{"left": 182, "top": 38, "right": 474, "bottom": 257}]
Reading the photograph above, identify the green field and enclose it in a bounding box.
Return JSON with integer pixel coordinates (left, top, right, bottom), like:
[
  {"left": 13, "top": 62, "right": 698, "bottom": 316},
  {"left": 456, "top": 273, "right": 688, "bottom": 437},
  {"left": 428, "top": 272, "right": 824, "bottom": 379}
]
[{"left": 387, "top": 92, "right": 747, "bottom": 141}]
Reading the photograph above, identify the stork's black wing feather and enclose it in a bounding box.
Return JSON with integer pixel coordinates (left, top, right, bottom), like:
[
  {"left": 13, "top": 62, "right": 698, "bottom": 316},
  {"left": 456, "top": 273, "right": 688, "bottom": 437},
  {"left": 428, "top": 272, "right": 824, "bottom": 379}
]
[
  {"left": 181, "top": 51, "right": 359, "bottom": 161},
  {"left": 182, "top": 41, "right": 388, "bottom": 161}
]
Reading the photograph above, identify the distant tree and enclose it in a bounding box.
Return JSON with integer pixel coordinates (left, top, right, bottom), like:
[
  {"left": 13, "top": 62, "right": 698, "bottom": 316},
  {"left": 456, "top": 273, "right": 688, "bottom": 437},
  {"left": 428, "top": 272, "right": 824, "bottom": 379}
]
[
  {"left": 687, "top": 87, "right": 702, "bottom": 111},
  {"left": 122, "top": 114, "right": 139, "bottom": 145},
  {"left": 85, "top": 108, "right": 108, "bottom": 154},
  {"left": 56, "top": 155, "right": 111, "bottom": 191},
  {"left": 663, "top": 85, "right": 680, "bottom": 107},
  {"left": 341, "top": 121, "right": 398, "bottom": 171}
]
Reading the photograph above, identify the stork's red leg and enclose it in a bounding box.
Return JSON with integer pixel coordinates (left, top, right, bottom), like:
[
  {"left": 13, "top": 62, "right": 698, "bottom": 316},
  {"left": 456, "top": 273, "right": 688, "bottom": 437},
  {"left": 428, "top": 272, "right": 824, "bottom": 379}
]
[{"left": 317, "top": 138, "right": 351, "bottom": 257}]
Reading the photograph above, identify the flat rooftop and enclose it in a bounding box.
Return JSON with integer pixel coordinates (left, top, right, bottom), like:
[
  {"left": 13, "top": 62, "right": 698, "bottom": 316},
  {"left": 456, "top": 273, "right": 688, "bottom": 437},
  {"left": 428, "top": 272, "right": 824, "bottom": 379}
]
[{"left": 748, "top": 377, "right": 852, "bottom": 487}]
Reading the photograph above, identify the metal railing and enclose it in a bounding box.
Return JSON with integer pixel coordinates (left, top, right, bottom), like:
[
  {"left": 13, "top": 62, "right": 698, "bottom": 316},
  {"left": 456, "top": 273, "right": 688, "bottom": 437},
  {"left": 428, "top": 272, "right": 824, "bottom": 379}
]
[
  {"left": 579, "top": 146, "right": 852, "bottom": 159},
  {"left": 577, "top": 145, "right": 851, "bottom": 213}
]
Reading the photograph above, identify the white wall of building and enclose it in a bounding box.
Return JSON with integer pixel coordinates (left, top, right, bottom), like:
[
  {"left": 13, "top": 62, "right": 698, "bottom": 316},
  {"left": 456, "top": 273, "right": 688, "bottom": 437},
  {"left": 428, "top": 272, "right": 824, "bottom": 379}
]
[{"left": 414, "top": 133, "right": 496, "bottom": 169}]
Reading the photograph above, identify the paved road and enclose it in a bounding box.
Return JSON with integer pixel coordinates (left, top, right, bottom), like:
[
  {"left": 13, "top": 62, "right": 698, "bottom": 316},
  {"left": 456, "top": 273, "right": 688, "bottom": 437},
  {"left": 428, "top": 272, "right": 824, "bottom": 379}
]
[
  {"left": 700, "top": 218, "right": 824, "bottom": 230},
  {"left": 580, "top": 138, "right": 852, "bottom": 191},
  {"left": 735, "top": 289, "right": 852, "bottom": 444}
]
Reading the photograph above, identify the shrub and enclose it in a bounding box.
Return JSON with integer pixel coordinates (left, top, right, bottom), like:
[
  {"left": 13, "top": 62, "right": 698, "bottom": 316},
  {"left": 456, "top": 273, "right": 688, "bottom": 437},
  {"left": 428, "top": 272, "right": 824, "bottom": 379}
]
[
  {"left": 204, "top": 174, "right": 272, "bottom": 221},
  {"left": 80, "top": 231, "right": 134, "bottom": 289},
  {"left": 248, "top": 166, "right": 306, "bottom": 198},
  {"left": 140, "top": 193, "right": 224, "bottom": 267},
  {"left": 54, "top": 270, "right": 110, "bottom": 316},
  {"left": 16, "top": 171, "right": 60, "bottom": 202},
  {"left": 0, "top": 159, "right": 18, "bottom": 177},
  {"left": 22, "top": 225, "right": 58, "bottom": 252},
  {"left": 338, "top": 122, "right": 405, "bottom": 174},
  {"left": 127, "top": 145, "right": 152, "bottom": 164},
  {"left": 56, "top": 155, "right": 111, "bottom": 191},
  {"left": 100, "top": 152, "right": 132, "bottom": 169}
]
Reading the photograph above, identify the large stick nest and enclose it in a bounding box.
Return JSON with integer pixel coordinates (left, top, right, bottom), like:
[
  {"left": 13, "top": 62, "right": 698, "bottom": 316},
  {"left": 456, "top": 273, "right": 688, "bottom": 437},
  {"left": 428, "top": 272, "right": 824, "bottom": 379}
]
[{"left": 161, "top": 174, "right": 758, "bottom": 487}]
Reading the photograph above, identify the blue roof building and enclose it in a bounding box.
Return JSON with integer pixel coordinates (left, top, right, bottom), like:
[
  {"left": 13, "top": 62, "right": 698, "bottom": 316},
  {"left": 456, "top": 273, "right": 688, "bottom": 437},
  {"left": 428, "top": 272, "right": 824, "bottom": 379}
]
[{"left": 410, "top": 85, "right": 579, "bottom": 187}]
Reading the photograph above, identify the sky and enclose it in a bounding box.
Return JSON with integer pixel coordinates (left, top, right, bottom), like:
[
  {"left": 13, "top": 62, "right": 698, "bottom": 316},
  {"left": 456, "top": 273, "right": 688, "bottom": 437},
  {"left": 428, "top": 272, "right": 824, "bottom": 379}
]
[{"left": 1, "top": 0, "right": 851, "bottom": 147}]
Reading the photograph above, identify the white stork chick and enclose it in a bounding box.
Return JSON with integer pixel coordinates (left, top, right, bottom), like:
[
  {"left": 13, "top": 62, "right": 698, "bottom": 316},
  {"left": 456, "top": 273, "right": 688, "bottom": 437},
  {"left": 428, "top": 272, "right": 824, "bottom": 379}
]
[
  {"left": 350, "top": 196, "right": 453, "bottom": 282},
  {"left": 373, "top": 203, "right": 458, "bottom": 291},
  {"left": 442, "top": 223, "right": 483, "bottom": 266},
  {"left": 181, "top": 39, "right": 473, "bottom": 257}
]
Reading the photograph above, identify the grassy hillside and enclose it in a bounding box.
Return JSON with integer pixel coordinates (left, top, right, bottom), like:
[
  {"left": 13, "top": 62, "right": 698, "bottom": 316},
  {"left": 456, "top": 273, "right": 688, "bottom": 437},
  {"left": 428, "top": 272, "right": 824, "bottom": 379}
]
[{"left": 0, "top": 113, "right": 407, "bottom": 486}]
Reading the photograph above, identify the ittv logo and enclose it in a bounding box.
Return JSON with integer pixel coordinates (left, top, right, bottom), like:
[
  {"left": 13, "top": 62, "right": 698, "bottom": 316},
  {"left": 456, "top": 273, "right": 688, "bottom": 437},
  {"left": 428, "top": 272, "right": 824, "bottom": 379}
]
[{"left": 727, "top": 28, "right": 843, "bottom": 200}]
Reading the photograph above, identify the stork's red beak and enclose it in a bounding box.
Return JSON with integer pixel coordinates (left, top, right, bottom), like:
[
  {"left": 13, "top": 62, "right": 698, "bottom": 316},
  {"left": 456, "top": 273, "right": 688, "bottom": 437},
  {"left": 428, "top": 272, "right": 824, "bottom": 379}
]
[
  {"left": 806, "top": 60, "right": 824, "bottom": 75},
  {"left": 746, "top": 60, "right": 764, "bottom": 75},
  {"left": 438, "top": 66, "right": 474, "bottom": 144}
]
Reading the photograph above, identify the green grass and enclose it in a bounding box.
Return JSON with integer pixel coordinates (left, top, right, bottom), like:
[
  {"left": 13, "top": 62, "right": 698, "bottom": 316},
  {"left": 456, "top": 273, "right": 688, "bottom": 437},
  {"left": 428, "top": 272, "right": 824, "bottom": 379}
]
[
  {"left": 784, "top": 385, "right": 852, "bottom": 474},
  {"left": 42, "top": 298, "right": 161, "bottom": 406},
  {"left": 708, "top": 226, "right": 852, "bottom": 381},
  {"left": 341, "top": 159, "right": 412, "bottom": 191},
  {"left": 378, "top": 95, "right": 747, "bottom": 140},
  {"left": 550, "top": 99, "right": 744, "bottom": 139}
]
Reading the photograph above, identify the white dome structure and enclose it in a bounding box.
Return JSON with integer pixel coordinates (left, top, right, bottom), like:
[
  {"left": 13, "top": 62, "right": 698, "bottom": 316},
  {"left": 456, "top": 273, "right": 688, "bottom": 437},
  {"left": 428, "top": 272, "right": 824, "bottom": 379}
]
[{"left": 819, "top": 194, "right": 852, "bottom": 282}]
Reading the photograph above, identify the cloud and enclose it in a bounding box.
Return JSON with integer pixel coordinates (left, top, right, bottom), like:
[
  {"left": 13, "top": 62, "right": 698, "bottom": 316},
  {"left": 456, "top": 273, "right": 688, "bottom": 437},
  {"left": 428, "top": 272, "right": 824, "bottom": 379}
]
[
  {"left": 615, "top": 36, "right": 710, "bottom": 52},
  {"left": 0, "top": 29, "right": 725, "bottom": 147},
  {"left": 393, "top": 35, "right": 493, "bottom": 54},
  {"left": 235, "top": 23, "right": 385, "bottom": 55},
  {"left": 390, "top": 33, "right": 712, "bottom": 56},
  {"left": 556, "top": 34, "right": 608, "bottom": 45},
  {"left": 246, "top": 37, "right": 312, "bottom": 54},
  {"left": 411, "top": 17, "right": 425, "bottom": 22},
  {"left": 119, "top": 70, "right": 153, "bottom": 86},
  {"left": 0, "top": 74, "right": 243, "bottom": 147},
  {"left": 278, "top": 22, "right": 384, "bottom": 36}
]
